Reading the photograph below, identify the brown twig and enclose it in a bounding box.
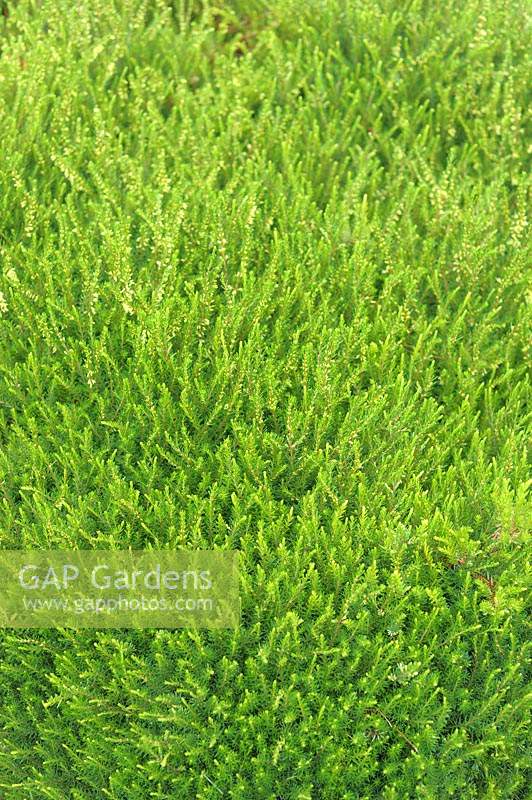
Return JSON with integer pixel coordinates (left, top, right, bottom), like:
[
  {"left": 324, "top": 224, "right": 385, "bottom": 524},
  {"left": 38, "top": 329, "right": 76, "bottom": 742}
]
[{"left": 366, "top": 707, "right": 419, "bottom": 754}]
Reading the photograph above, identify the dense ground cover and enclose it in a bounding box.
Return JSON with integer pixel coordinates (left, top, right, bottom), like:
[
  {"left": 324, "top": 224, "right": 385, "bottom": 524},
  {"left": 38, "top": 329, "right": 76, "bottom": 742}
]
[{"left": 0, "top": 0, "right": 530, "bottom": 797}]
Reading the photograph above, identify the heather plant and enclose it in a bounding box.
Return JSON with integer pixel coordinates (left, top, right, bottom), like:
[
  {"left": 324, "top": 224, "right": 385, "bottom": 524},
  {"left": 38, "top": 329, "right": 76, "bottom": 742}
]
[{"left": 0, "top": 0, "right": 530, "bottom": 798}]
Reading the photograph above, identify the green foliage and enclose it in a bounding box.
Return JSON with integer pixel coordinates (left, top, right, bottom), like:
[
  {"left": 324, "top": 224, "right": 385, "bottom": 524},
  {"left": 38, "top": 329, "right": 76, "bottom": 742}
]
[{"left": 0, "top": 0, "right": 530, "bottom": 797}]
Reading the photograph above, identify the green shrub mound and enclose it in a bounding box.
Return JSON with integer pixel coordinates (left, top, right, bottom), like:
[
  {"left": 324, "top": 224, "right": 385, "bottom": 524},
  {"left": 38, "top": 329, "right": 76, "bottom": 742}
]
[{"left": 0, "top": 1, "right": 530, "bottom": 797}]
